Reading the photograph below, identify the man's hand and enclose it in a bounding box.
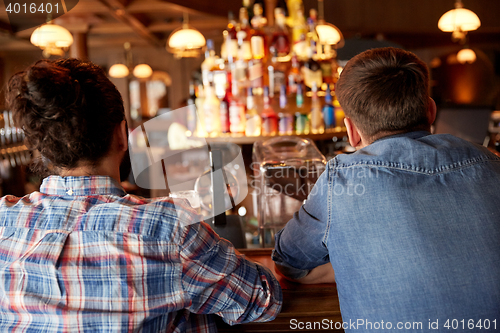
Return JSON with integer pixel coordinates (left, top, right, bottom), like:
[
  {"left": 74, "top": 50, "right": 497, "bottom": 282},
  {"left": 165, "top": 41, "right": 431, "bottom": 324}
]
[{"left": 275, "top": 262, "right": 335, "bottom": 285}]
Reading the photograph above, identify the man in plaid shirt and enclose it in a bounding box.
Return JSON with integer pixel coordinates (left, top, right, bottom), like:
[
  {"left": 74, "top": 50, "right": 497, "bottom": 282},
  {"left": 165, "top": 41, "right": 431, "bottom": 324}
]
[{"left": 0, "top": 58, "right": 282, "bottom": 332}]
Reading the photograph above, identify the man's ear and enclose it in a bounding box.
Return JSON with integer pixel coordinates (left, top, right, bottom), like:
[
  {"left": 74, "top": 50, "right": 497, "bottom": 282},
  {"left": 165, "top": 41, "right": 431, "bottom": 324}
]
[
  {"left": 344, "top": 117, "right": 362, "bottom": 148},
  {"left": 427, "top": 97, "right": 437, "bottom": 125},
  {"left": 115, "top": 120, "right": 128, "bottom": 152}
]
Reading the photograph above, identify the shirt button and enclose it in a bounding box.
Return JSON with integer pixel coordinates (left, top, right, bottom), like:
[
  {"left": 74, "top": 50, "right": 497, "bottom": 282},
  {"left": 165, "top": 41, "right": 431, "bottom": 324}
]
[{"left": 66, "top": 189, "right": 74, "bottom": 195}]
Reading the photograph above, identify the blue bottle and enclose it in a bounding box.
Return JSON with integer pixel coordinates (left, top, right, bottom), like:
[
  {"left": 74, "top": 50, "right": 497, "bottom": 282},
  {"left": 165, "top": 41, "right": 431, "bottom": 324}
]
[{"left": 322, "top": 85, "right": 335, "bottom": 129}]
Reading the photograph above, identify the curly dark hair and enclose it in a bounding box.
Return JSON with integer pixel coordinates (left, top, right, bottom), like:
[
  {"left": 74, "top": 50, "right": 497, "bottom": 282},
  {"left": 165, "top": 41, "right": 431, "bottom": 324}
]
[{"left": 6, "top": 58, "right": 125, "bottom": 175}]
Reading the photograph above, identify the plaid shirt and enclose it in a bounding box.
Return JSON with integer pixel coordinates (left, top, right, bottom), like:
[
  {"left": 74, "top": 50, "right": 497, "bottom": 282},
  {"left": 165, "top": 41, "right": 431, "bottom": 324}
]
[{"left": 0, "top": 176, "right": 282, "bottom": 332}]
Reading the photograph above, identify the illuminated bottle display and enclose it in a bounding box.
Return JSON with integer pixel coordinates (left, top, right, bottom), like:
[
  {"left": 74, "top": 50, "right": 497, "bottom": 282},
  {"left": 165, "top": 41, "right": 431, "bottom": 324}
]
[
  {"left": 322, "top": 85, "right": 335, "bottom": 129},
  {"left": 261, "top": 86, "right": 278, "bottom": 136},
  {"left": 185, "top": 1, "right": 346, "bottom": 140},
  {"left": 309, "top": 82, "right": 324, "bottom": 134}
]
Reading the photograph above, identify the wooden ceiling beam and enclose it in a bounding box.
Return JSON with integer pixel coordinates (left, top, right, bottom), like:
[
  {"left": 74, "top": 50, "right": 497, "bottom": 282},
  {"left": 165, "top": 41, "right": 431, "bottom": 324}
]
[{"left": 97, "top": 0, "right": 163, "bottom": 48}]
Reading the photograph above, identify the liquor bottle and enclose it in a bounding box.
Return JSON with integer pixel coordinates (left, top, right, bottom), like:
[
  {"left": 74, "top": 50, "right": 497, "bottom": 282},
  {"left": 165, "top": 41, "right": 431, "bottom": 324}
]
[
  {"left": 333, "top": 90, "right": 345, "bottom": 129},
  {"left": 220, "top": 81, "right": 232, "bottom": 134},
  {"left": 287, "top": 52, "right": 302, "bottom": 95},
  {"left": 229, "top": 80, "right": 246, "bottom": 134},
  {"left": 302, "top": 42, "right": 323, "bottom": 94},
  {"left": 309, "top": 82, "right": 324, "bottom": 134},
  {"left": 186, "top": 80, "right": 198, "bottom": 135},
  {"left": 250, "top": 2, "right": 267, "bottom": 60},
  {"left": 269, "top": 7, "right": 291, "bottom": 58},
  {"left": 261, "top": 86, "right": 278, "bottom": 136},
  {"left": 221, "top": 12, "right": 238, "bottom": 61},
  {"left": 234, "top": 30, "right": 250, "bottom": 90},
  {"left": 322, "top": 85, "right": 335, "bottom": 130},
  {"left": 294, "top": 84, "right": 309, "bottom": 134},
  {"left": 278, "top": 84, "right": 293, "bottom": 135},
  {"left": 238, "top": 7, "right": 252, "bottom": 60},
  {"left": 203, "top": 83, "right": 222, "bottom": 137},
  {"left": 245, "top": 87, "right": 262, "bottom": 136}
]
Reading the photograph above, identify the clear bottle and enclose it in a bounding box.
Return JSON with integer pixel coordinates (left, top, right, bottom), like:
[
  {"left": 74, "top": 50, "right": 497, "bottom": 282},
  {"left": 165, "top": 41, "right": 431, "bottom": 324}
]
[
  {"left": 261, "top": 86, "right": 278, "bottom": 136},
  {"left": 245, "top": 87, "right": 262, "bottom": 136},
  {"left": 229, "top": 80, "right": 246, "bottom": 134},
  {"left": 201, "top": 39, "right": 216, "bottom": 87},
  {"left": 322, "top": 85, "right": 335, "bottom": 130},
  {"left": 309, "top": 82, "right": 324, "bottom": 134},
  {"left": 203, "top": 83, "right": 222, "bottom": 137}
]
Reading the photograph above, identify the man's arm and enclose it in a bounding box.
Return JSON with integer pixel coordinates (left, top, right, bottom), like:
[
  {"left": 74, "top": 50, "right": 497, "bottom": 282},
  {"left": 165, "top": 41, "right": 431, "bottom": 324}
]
[{"left": 272, "top": 164, "right": 333, "bottom": 283}]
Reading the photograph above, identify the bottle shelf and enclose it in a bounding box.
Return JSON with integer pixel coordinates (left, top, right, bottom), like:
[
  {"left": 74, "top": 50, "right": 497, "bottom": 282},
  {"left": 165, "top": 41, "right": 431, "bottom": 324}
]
[{"left": 200, "top": 127, "right": 347, "bottom": 145}]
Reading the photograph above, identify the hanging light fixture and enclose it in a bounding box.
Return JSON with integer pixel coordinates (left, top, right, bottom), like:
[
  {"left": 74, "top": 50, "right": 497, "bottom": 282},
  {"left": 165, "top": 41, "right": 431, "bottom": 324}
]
[
  {"left": 438, "top": 0, "right": 480, "bottom": 43},
  {"left": 457, "top": 48, "right": 476, "bottom": 64},
  {"left": 30, "top": 21, "right": 73, "bottom": 57},
  {"left": 315, "top": 0, "right": 344, "bottom": 48},
  {"left": 167, "top": 13, "right": 206, "bottom": 58},
  {"left": 109, "top": 42, "right": 153, "bottom": 79}
]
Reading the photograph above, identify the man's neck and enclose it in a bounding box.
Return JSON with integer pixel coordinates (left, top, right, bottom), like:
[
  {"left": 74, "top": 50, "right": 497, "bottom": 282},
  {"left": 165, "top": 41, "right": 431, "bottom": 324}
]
[{"left": 59, "top": 155, "right": 121, "bottom": 182}]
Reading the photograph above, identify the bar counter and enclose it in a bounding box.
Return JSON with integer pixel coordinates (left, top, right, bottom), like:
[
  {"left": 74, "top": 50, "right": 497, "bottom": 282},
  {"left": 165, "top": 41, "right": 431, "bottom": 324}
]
[{"left": 215, "top": 248, "right": 344, "bottom": 332}]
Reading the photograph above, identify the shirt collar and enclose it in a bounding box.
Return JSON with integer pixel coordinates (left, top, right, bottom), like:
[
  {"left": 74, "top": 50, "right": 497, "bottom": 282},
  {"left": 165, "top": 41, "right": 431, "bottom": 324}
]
[{"left": 40, "top": 175, "right": 127, "bottom": 197}]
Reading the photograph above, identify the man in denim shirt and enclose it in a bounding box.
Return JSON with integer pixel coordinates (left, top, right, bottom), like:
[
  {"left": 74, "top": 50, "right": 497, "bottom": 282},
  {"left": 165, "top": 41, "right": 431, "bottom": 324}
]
[{"left": 273, "top": 47, "right": 500, "bottom": 332}]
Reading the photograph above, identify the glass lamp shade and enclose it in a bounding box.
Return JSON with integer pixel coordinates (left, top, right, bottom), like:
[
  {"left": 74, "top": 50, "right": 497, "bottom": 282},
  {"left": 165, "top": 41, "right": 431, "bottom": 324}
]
[
  {"left": 109, "top": 64, "right": 130, "bottom": 78},
  {"left": 315, "top": 23, "right": 344, "bottom": 47},
  {"left": 457, "top": 48, "right": 476, "bottom": 64},
  {"left": 30, "top": 23, "right": 74, "bottom": 49},
  {"left": 167, "top": 25, "right": 206, "bottom": 57},
  {"left": 133, "top": 64, "right": 153, "bottom": 78},
  {"left": 438, "top": 8, "right": 481, "bottom": 32}
]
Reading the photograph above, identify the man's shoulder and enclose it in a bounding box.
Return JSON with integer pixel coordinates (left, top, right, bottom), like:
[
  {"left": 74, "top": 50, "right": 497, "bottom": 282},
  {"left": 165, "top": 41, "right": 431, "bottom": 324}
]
[{"left": 332, "top": 133, "right": 500, "bottom": 174}]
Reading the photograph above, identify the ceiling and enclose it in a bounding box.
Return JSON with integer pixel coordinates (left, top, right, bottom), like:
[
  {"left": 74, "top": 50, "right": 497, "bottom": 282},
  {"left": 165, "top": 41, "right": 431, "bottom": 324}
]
[{"left": 0, "top": 0, "right": 500, "bottom": 54}]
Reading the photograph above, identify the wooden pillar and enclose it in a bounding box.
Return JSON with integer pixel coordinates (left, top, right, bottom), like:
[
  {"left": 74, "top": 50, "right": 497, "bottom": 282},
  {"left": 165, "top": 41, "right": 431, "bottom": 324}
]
[{"left": 70, "top": 32, "right": 89, "bottom": 60}]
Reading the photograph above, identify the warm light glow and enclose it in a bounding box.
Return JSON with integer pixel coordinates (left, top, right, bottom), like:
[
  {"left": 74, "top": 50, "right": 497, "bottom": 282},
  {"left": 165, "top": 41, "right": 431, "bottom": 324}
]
[
  {"left": 438, "top": 8, "right": 481, "bottom": 32},
  {"left": 133, "top": 64, "right": 153, "bottom": 78},
  {"left": 457, "top": 48, "right": 476, "bottom": 64},
  {"left": 315, "top": 23, "right": 343, "bottom": 46},
  {"left": 30, "top": 23, "right": 73, "bottom": 51},
  {"left": 108, "top": 64, "right": 129, "bottom": 78},
  {"left": 167, "top": 24, "right": 206, "bottom": 58}
]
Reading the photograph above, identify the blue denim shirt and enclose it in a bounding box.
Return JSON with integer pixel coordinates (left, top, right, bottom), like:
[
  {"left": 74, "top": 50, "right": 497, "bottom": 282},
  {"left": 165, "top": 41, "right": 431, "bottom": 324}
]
[{"left": 273, "top": 131, "right": 500, "bottom": 332}]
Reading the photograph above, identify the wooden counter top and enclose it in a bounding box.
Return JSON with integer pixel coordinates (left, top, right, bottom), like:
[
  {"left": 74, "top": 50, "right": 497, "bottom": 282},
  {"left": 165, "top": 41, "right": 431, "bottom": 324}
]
[{"left": 216, "top": 248, "right": 344, "bottom": 332}]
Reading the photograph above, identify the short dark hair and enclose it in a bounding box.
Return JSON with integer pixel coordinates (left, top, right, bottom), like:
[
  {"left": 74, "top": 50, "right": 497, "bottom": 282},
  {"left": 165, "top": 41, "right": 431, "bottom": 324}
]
[
  {"left": 336, "top": 47, "right": 430, "bottom": 140},
  {"left": 6, "top": 58, "right": 125, "bottom": 174}
]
